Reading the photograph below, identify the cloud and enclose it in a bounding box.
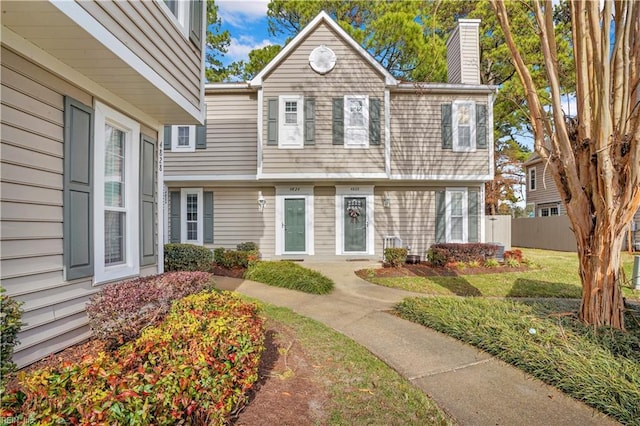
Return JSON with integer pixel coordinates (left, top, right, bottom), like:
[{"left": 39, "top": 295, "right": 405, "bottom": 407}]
[
  {"left": 217, "top": 0, "right": 269, "bottom": 27},
  {"left": 227, "top": 35, "right": 273, "bottom": 62}
]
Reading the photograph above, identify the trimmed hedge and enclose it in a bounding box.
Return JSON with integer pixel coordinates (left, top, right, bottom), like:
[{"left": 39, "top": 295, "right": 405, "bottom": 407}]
[
  {"left": 427, "top": 243, "right": 498, "bottom": 267},
  {"left": 6, "top": 291, "right": 264, "bottom": 425},
  {"left": 244, "top": 261, "right": 334, "bottom": 294},
  {"left": 0, "top": 288, "right": 23, "bottom": 393},
  {"left": 213, "top": 247, "right": 260, "bottom": 269},
  {"left": 164, "top": 243, "right": 213, "bottom": 271},
  {"left": 86, "top": 272, "right": 215, "bottom": 350},
  {"left": 384, "top": 248, "right": 408, "bottom": 267}
]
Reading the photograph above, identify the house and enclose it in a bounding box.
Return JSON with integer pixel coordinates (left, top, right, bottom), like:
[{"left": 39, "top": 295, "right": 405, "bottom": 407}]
[
  {"left": 163, "top": 12, "right": 496, "bottom": 260},
  {"left": 0, "top": 0, "right": 206, "bottom": 367}
]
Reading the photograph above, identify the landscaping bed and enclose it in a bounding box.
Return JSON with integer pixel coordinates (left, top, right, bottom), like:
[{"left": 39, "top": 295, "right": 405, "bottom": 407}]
[{"left": 359, "top": 261, "right": 530, "bottom": 279}]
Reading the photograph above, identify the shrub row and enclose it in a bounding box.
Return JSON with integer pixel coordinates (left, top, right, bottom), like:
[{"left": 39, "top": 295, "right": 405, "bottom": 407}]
[
  {"left": 0, "top": 288, "right": 23, "bottom": 393},
  {"left": 5, "top": 291, "right": 265, "bottom": 425},
  {"left": 384, "top": 248, "right": 408, "bottom": 267},
  {"left": 244, "top": 261, "right": 334, "bottom": 294},
  {"left": 427, "top": 243, "right": 498, "bottom": 267},
  {"left": 213, "top": 247, "right": 260, "bottom": 269},
  {"left": 164, "top": 243, "right": 213, "bottom": 271},
  {"left": 86, "top": 272, "right": 215, "bottom": 350}
]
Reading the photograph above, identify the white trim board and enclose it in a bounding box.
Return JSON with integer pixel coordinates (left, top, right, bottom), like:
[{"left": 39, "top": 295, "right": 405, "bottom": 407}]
[
  {"left": 164, "top": 175, "right": 258, "bottom": 183},
  {"left": 259, "top": 172, "right": 388, "bottom": 180}
]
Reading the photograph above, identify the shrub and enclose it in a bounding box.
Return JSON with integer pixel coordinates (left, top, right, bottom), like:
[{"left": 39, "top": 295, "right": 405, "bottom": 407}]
[
  {"left": 236, "top": 242, "right": 259, "bottom": 252},
  {"left": 164, "top": 243, "right": 213, "bottom": 271},
  {"left": 214, "top": 248, "right": 260, "bottom": 269},
  {"left": 384, "top": 248, "right": 408, "bottom": 267},
  {"left": 86, "top": 272, "right": 215, "bottom": 350},
  {"left": 1, "top": 288, "right": 23, "bottom": 392},
  {"left": 505, "top": 257, "right": 521, "bottom": 268},
  {"left": 7, "top": 291, "right": 265, "bottom": 425},
  {"left": 484, "top": 258, "right": 500, "bottom": 268},
  {"left": 467, "top": 260, "right": 481, "bottom": 268},
  {"left": 245, "top": 261, "right": 334, "bottom": 294},
  {"left": 504, "top": 249, "right": 523, "bottom": 263},
  {"left": 427, "top": 243, "right": 498, "bottom": 267}
]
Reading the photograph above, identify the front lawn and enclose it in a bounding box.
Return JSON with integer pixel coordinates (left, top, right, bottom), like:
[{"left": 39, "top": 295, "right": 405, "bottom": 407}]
[{"left": 362, "top": 248, "right": 640, "bottom": 300}]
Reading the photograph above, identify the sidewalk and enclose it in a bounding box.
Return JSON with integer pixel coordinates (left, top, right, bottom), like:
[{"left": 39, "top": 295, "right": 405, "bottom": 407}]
[{"left": 215, "top": 261, "right": 619, "bottom": 425}]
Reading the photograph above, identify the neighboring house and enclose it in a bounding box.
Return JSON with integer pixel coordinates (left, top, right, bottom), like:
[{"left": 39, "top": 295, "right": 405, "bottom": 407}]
[
  {"left": 0, "top": 0, "right": 206, "bottom": 367},
  {"left": 164, "top": 12, "right": 496, "bottom": 259}
]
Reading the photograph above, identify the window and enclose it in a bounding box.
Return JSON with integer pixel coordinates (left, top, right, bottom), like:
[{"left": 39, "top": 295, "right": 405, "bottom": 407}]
[
  {"left": 163, "top": 0, "right": 190, "bottom": 34},
  {"left": 170, "top": 125, "right": 195, "bottom": 151},
  {"left": 181, "top": 188, "right": 203, "bottom": 245},
  {"left": 452, "top": 101, "right": 475, "bottom": 152},
  {"left": 528, "top": 168, "right": 536, "bottom": 191},
  {"left": 278, "top": 95, "right": 304, "bottom": 148},
  {"left": 539, "top": 204, "right": 560, "bottom": 217},
  {"left": 94, "top": 102, "right": 140, "bottom": 283},
  {"left": 344, "top": 95, "right": 369, "bottom": 148},
  {"left": 446, "top": 188, "right": 468, "bottom": 243}
]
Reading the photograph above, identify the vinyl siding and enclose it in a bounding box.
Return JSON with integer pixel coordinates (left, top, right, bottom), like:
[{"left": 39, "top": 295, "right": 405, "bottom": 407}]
[
  {"left": 526, "top": 162, "right": 567, "bottom": 215},
  {"left": 164, "top": 93, "right": 258, "bottom": 176},
  {"left": 390, "top": 93, "right": 490, "bottom": 177},
  {"left": 314, "top": 186, "right": 337, "bottom": 256},
  {"left": 0, "top": 48, "right": 159, "bottom": 367},
  {"left": 446, "top": 23, "right": 480, "bottom": 85},
  {"left": 261, "top": 22, "right": 386, "bottom": 175}
]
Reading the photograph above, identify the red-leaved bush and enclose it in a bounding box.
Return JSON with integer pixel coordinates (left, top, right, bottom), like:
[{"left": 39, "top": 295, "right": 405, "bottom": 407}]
[
  {"left": 504, "top": 249, "right": 523, "bottom": 262},
  {"left": 86, "top": 271, "right": 215, "bottom": 349}
]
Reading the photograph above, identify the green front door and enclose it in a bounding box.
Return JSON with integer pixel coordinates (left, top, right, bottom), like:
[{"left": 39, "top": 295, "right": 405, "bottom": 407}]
[
  {"left": 284, "top": 198, "right": 305, "bottom": 252},
  {"left": 344, "top": 197, "right": 366, "bottom": 252}
]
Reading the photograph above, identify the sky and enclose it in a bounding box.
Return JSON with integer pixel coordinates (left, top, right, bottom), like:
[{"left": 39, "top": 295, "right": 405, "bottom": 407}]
[{"left": 217, "top": 0, "right": 283, "bottom": 66}]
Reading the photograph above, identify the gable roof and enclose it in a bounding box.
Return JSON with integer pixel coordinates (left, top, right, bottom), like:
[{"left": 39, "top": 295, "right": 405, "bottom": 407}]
[{"left": 249, "top": 11, "right": 398, "bottom": 88}]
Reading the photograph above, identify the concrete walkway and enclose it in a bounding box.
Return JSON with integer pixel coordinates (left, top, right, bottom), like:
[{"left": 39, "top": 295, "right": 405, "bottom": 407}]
[{"left": 215, "top": 261, "right": 619, "bottom": 425}]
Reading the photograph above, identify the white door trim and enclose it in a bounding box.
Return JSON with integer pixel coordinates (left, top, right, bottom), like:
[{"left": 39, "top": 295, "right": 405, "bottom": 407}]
[
  {"left": 335, "top": 185, "right": 374, "bottom": 255},
  {"left": 275, "top": 186, "right": 314, "bottom": 255}
]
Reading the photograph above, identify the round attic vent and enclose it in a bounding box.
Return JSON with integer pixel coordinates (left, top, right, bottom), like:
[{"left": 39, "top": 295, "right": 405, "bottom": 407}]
[{"left": 309, "top": 45, "right": 336, "bottom": 74}]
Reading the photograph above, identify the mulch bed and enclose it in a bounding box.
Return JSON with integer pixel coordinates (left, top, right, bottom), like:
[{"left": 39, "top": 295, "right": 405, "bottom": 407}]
[
  {"left": 357, "top": 262, "right": 529, "bottom": 279},
  {"left": 210, "top": 264, "right": 247, "bottom": 278}
]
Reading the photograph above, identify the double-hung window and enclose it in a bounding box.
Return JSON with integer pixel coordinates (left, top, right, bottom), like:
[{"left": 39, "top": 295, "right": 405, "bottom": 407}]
[
  {"left": 344, "top": 95, "right": 369, "bottom": 148},
  {"left": 278, "top": 95, "right": 304, "bottom": 148},
  {"left": 452, "top": 101, "right": 475, "bottom": 152},
  {"left": 181, "top": 188, "right": 203, "bottom": 245},
  {"left": 94, "top": 102, "right": 140, "bottom": 283},
  {"left": 528, "top": 168, "right": 537, "bottom": 191},
  {"left": 170, "top": 125, "right": 196, "bottom": 152},
  {"left": 446, "top": 188, "right": 468, "bottom": 243}
]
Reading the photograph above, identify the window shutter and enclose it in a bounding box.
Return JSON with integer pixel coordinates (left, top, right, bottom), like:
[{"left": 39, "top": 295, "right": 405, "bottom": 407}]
[
  {"left": 332, "top": 98, "right": 344, "bottom": 145},
  {"left": 140, "top": 134, "right": 157, "bottom": 266},
  {"left": 476, "top": 104, "right": 487, "bottom": 149},
  {"left": 164, "top": 125, "right": 171, "bottom": 151},
  {"left": 189, "top": 0, "right": 203, "bottom": 47},
  {"left": 170, "top": 191, "right": 181, "bottom": 243},
  {"left": 435, "top": 190, "right": 446, "bottom": 243},
  {"left": 304, "top": 97, "right": 315, "bottom": 145},
  {"left": 267, "top": 98, "right": 278, "bottom": 146},
  {"left": 63, "top": 96, "right": 94, "bottom": 280},
  {"left": 468, "top": 189, "right": 479, "bottom": 243},
  {"left": 441, "top": 104, "right": 452, "bottom": 149},
  {"left": 196, "top": 123, "right": 206, "bottom": 149},
  {"left": 203, "top": 191, "right": 214, "bottom": 243},
  {"left": 369, "top": 98, "right": 381, "bottom": 145}
]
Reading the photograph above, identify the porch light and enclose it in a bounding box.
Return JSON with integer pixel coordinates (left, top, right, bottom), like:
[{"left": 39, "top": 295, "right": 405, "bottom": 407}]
[
  {"left": 258, "top": 191, "right": 266, "bottom": 213},
  {"left": 383, "top": 193, "right": 391, "bottom": 208}
]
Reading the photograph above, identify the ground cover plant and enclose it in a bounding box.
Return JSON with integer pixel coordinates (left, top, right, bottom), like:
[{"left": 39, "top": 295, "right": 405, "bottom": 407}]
[
  {"left": 360, "top": 248, "right": 640, "bottom": 300},
  {"left": 3, "top": 291, "right": 264, "bottom": 425},
  {"left": 395, "top": 297, "right": 640, "bottom": 424},
  {"left": 0, "top": 288, "right": 23, "bottom": 394},
  {"left": 244, "top": 261, "right": 334, "bottom": 294}
]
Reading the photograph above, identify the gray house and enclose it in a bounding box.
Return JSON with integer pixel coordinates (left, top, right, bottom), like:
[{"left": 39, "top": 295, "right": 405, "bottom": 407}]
[
  {"left": 0, "top": 0, "right": 206, "bottom": 367},
  {"left": 164, "top": 12, "right": 497, "bottom": 259}
]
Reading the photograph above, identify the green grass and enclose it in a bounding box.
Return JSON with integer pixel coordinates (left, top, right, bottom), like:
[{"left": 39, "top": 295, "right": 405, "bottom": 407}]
[
  {"left": 395, "top": 297, "right": 640, "bottom": 425},
  {"left": 258, "top": 302, "right": 453, "bottom": 425},
  {"left": 365, "top": 248, "right": 640, "bottom": 300},
  {"left": 244, "top": 261, "right": 334, "bottom": 294}
]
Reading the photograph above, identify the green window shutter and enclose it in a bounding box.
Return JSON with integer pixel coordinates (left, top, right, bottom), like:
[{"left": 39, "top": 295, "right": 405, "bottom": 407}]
[
  {"left": 332, "top": 97, "right": 344, "bottom": 145},
  {"left": 435, "top": 190, "right": 446, "bottom": 243},
  {"left": 164, "top": 125, "right": 171, "bottom": 151},
  {"left": 203, "top": 191, "right": 214, "bottom": 244},
  {"left": 140, "top": 134, "right": 157, "bottom": 266},
  {"left": 63, "top": 96, "right": 94, "bottom": 280},
  {"left": 304, "top": 97, "right": 315, "bottom": 145},
  {"left": 476, "top": 104, "right": 487, "bottom": 149},
  {"left": 441, "top": 104, "right": 452, "bottom": 149},
  {"left": 189, "top": 0, "right": 203, "bottom": 47},
  {"left": 468, "top": 189, "right": 479, "bottom": 243},
  {"left": 267, "top": 98, "right": 278, "bottom": 146},
  {"left": 369, "top": 98, "right": 381, "bottom": 145},
  {"left": 195, "top": 123, "right": 206, "bottom": 149},
  {"left": 170, "top": 191, "right": 181, "bottom": 243}
]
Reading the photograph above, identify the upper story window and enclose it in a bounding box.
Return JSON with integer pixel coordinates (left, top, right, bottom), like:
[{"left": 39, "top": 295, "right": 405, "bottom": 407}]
[
  {"left": 278, "top": 95, "right": 304, "bottom": 148},
  {"left": 452, "top": 101, "right": 475, "bottom": 152},
  {"left": 284, "top": 101, "right": 299, "bottom": 125},
  {"left": 162, "top": 0, "right": 203, "bottom": 47},
  {"left": 170, "top": 125, "right": 196, "bottom": 152},
  {"left": 528, "top": 168, "right": 536, "bottom": 191},
  {"left": 344, "top": 95, "right": 369, "bottom": 148}
]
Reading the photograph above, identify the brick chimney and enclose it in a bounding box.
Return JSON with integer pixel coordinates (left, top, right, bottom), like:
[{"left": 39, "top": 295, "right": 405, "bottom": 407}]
[{"left": 446, "top": 19, "right": 481, "bottom": 84}]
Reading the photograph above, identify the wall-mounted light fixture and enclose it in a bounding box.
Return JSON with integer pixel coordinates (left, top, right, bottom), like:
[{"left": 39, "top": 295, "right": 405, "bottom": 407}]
[
  {"left": 258, "top": 191, "right": 266, "bottom": 213},
  {"left": 383, "top": 193, "right": 391, "bottom": 208}
]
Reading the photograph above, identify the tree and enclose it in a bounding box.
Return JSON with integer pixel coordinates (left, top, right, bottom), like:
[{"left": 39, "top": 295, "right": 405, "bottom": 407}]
[
  {"left": 490, "top": 0, "right": 640, "bottom": 329},
  {"left": 205, "top": 0, "right": 231, "bottom": 82},
  {"left": 243, "top": 44, "right": 283, "bottom": 80}
]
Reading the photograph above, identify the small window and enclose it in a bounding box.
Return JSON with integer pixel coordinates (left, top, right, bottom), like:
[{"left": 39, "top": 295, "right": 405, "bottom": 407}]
[
  {"left": 528, "top": 168, "right": 537, "bottom": 191},
  {"left": 284, "top": 101, "right": 298, "bottom": 125},
  {"left": 344, "top": 95, "right": 369, "bottom": 148},
  {"left": 452, "top": 101, "right": 476, "bottom": 152},
  {"left": 540, "top": 207, "right": 550, "bottom": 217},
  {"left": 181, "top": 188, "right": 203, "bottom": 245},
  {"left": 171, "top": 125, "right": 195, "bottom": 151},
  {"left": 550, "top": 206, "right": 559, "bottom": 216}
]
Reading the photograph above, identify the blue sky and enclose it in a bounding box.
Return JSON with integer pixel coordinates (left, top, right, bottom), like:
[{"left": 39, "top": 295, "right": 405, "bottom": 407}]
[{"left": 217, "top": 0, "right": 284, "bottom": 66}]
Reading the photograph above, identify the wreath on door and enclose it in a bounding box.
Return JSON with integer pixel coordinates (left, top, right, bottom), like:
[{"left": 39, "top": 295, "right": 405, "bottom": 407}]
[{"left": 347, "top": 206, "right": 361, "bottom": 223}]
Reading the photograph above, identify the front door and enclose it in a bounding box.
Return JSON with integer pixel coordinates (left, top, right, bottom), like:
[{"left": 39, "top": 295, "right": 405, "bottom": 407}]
[
  {"left": 344, "top": 197, "right": 366, "bottom": 252},
  {"left": 284, "top": 198, "right": 305, "bottom": 252}
]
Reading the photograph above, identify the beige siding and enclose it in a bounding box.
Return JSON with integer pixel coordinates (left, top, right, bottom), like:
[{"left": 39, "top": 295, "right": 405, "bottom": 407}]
[
  {"left": 77, "top": 0, "right": 202, "bottom": 109},
  {"left": 1, "top": 48, "right": 159, "bottom": 367},
  {"left": 446, "top": 34, "right": 461, "bottom": 84},
  {"left": 261, "top": 22, "right": 386, "bottom": 175},
  {"left": 164, "top": 93, "right": 258, "bottom": 176},
  {"left": 526, "top": 162, "right": 566, "bottom": 216},
  {"left": 314, "top": 186, "right": 337, "bottom": 256},
  {"left": 390, "top": 93, "right": 490, "bottom": 177}
]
